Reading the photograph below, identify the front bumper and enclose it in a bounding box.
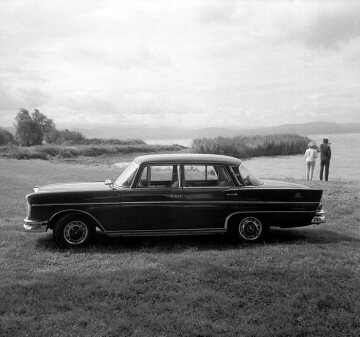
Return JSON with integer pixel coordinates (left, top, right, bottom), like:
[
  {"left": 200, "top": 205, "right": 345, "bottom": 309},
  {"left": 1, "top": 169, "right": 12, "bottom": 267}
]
[
  {"left": 23, "top": 218, "right": 48, "bottom": 232},
  {"left": 311, "top": 210, "right": 326, "bottom": 225}
]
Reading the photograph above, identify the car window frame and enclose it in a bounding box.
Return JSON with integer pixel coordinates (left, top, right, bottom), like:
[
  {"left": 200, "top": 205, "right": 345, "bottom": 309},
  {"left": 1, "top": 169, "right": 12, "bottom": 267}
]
[
  {"left": 134, "top": 163, "right": 181, "bottom": 189},
  {"left": 230, "top": 165, "right": 245, "bottom": 186},
  {"left": 182, "top": 163, "right": 236, "bottom": 189},
  {"left": 230, "top": 164, "right": 264, "bottom": 187}
]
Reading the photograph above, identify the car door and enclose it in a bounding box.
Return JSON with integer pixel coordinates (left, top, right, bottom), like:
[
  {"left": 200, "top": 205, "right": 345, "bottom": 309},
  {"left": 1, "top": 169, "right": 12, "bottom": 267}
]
[
  {"left": 119, "top": 163, "right": 183, "bottom": 232},
  {"left": 182, "top": 164, "right": 239, "bottom": 230}
]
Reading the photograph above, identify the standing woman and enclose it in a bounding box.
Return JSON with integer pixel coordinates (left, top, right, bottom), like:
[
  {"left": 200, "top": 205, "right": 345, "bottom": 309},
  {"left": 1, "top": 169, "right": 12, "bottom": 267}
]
[{"left": 304, "top": 141, "right": 318, "bottom": 181}]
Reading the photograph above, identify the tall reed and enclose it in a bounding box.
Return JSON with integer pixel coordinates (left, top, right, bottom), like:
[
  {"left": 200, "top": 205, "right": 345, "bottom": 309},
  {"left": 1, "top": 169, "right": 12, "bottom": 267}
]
[{"left": 192, "top": 134, "right": 311, "bottom": 158}]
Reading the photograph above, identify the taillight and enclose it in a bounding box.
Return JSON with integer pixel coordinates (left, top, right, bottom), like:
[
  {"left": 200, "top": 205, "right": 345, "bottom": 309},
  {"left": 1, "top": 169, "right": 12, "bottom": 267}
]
[{"left": 26, "top": 197, "right": 31, "bottom": 217}]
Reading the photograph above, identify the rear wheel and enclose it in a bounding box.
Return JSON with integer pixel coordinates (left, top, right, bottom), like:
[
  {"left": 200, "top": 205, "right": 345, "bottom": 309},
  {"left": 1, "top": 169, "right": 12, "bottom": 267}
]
[
  {"left": 53, "top": 213, "right": 95, "bottom": 248},
  {"left": 233, "top": 216, "right": 267, "bottom": 243}
]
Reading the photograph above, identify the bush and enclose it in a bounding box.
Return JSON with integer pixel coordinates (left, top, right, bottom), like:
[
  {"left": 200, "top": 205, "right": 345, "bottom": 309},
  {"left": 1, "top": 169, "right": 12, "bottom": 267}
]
[
  {"left": 78, "top": 138, "right": 146, "bottom": 146},
  {"left": 191, "top": 134, "right": 311, "bottom": 158},
  {"left": 0, "top": 143, "right": 186, "bottom": 160},
  {"left": 0, "top": 128, "right": 17, "bottom": 145},
  {"left": 44, "top": 128, "right": 146, "bottom": 146},
  {"left": 45, "top": 129, "right": 86, "bottom": 144}
]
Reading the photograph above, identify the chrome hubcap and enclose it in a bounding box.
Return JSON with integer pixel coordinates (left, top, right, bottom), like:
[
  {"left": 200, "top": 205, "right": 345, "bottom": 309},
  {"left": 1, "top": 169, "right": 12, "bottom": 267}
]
[
  {"left": 239, "top": 217, "right": 262, "bottom": 240},
  {"left": 64, "top": 221, "right": 88, "bottom": 245}
]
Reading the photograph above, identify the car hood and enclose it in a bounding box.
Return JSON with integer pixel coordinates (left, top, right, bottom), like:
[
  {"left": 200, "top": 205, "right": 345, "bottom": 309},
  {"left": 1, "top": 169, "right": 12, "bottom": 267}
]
[
  {"left": 261, "top": 179, "right": 310, "bottom": 189},
  {"left": 34, "top": 182, "right": 111, "bottom": 192}
]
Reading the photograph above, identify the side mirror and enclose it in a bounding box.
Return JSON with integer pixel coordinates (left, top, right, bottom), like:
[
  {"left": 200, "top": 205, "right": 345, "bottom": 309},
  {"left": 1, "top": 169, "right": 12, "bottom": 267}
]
[{"left": 105, "top": 179, "right": 114, "bottom": 187}]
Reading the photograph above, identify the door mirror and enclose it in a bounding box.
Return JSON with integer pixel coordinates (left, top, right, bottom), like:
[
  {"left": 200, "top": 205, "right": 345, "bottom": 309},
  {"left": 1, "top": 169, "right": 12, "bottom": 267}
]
[{"left": 104, "top": 179, "right": 114, "bottom": 187}]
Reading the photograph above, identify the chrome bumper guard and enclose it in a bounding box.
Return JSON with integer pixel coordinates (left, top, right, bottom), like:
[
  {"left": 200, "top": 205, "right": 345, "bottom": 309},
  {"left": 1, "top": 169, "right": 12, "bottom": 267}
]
[
  {"left": 311, "top": 210, "right": 326, "bottom": 225},
  {"left": 23, "top": 218, "right": 48, "bottom": 232}
]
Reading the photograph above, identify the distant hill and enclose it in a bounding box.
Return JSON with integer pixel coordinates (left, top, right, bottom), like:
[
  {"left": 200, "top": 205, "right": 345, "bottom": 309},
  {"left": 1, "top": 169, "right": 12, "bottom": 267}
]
[
  {"left": 3, "top": 122, "right": 360, "bottom": 141},
  {"left": 76, "top": 121, "right": 360, "bottom": 140},
  {"left": 259, "top": 122, "right": 360, "bottom": 136}
]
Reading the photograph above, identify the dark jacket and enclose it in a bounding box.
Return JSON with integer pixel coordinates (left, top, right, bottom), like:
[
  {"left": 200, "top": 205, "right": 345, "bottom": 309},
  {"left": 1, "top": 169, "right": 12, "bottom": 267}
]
[{"left": 320, "top": 143, "right": 331, "bottom": 161}]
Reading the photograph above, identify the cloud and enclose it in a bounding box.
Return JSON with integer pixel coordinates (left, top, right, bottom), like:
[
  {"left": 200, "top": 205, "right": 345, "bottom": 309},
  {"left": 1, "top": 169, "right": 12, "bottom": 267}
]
[
  {"left": 197, "top": 2, "right": 239, "bottom": 25},
  {"left": 275, "top": 2, "right": 360, "bottom": 50},
  {"left": 0, "top": 1, "right": 359, "bottom": 130},
  {"left": 0, "top": 82, "right": 18, "bottom": 110},
  {"left": 303, "top": 5, "right": 360, "bottom": 49}
]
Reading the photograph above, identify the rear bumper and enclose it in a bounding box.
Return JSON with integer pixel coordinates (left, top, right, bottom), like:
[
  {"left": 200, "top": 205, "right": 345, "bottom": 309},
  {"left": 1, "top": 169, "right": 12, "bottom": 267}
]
[
  {"left": 311, "top": 210, "right": 326, "bottom": 225},
  {"left": 23, "top": 218, "right": 48, "bottom": 232}
]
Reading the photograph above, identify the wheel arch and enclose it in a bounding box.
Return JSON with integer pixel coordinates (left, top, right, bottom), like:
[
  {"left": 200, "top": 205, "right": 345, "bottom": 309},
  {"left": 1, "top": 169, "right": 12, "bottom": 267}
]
[
  {"left": 225, "top": 212, "right": 271, "bottom": 232},
  {"left": 47, "top": 209, "right": 105, "bottom": 232}
]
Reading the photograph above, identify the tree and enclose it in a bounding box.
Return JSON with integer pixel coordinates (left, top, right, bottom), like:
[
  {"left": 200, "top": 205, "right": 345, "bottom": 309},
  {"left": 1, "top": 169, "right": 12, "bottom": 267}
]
[
  {"left": 14, "top": 108, "right": 55, "bottom": 146},
  {"left": 32, "top": 109, "right": 55, "bottom": 136},
  {"left": 43, "top": 128, "right": 61, "bottom": 144},
  {"left": 15, "top": 109, "right": 39, "bottom": 146}
]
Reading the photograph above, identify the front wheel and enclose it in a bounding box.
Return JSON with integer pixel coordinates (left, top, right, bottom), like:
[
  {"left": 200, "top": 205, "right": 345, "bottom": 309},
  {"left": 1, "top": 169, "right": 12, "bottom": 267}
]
[
  {"left": 53, "top": 213, "right": 95, "bottom": 248},
  {"left": 233, "top": 216, "right": 267, "bottom": 243}
]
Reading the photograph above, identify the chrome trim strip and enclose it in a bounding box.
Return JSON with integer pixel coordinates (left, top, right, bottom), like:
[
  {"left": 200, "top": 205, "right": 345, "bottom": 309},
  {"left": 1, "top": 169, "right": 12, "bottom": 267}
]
[
  {"left": 106, "top": 228, "right": 226, "bottom": 237},
  {"left": 182, "top": 201, "right": 318, "bottom": 205},
  {"left": 48, "top": 209, "right": 106, "bottom": 232},
  {"left": 183, "top": 186, "right": 235, "bottom": 189},
  {"left": 121, "top": 202, "right": 183, "bottom": 206},
  {"left": 32, "top": 202, "right": 121, "bottom": 206},
  {"left": 106, "top": 227, "right": 225, "bottom": 233},
  {"left": 32, "top": 200, "right": 318, "bottom": 206}
]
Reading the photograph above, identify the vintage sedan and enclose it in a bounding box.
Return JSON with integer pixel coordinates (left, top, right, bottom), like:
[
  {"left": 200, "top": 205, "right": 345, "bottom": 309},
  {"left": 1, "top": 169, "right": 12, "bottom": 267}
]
[{"left": 24, "top": 154, "right": 325, "bottom": 247}]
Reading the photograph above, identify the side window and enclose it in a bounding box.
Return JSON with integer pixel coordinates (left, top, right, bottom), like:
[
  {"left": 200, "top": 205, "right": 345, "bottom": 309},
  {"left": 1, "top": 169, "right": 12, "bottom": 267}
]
[
  {"left": 184, "top": 165, "right": 208, "bottom": 182},
  {"left": 137, "top": 165, "right": 179, "bottom": 188},
  {"left": 184, "top": 165, "right": 234, "bottom": 187}
]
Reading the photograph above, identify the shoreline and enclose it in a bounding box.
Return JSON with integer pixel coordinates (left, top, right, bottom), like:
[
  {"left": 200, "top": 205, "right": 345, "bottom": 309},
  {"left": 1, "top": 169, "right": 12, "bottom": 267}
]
[{"left": 2, "top": 156, "right": 359, "bottom": 183}]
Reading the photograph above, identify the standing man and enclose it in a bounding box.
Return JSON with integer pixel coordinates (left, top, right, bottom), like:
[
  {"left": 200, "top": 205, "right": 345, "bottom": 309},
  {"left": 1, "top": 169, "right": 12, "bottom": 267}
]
[{"left": 320, "top": 138, "right": 331, "bottom": 181}]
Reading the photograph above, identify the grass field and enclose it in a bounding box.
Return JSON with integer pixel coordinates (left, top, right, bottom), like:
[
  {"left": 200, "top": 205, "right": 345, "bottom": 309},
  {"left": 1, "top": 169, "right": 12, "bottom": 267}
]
[{"left": 0, "top": 158, "right": 359, "bottom": 337}]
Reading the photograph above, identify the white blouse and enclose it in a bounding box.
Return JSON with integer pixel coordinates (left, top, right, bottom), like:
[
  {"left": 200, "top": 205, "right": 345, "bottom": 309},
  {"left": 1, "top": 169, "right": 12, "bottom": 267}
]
[{"left": 304, "top": 148, "right": 318, "bottom": 161}]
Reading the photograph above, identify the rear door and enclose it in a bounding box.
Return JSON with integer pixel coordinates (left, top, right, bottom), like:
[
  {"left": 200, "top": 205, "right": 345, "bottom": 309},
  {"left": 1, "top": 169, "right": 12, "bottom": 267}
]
[{"left": 182, "top": 164, "right": 239, "bottom": 230}]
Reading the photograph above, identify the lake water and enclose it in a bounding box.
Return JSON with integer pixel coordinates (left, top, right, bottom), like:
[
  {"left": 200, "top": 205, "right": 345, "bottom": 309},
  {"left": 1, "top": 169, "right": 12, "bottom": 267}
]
[{"left": 146, "top": 133, "right": 360, "bottom": 181}]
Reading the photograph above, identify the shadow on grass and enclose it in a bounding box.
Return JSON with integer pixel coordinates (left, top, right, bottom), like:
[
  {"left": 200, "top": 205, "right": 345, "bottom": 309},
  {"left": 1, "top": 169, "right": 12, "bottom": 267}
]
[
  {"left": 35, "top": 226, "right": 360, "bottom": 253},
  {"left": 267, "top": 227, "right": 360, "bottom": 245}
]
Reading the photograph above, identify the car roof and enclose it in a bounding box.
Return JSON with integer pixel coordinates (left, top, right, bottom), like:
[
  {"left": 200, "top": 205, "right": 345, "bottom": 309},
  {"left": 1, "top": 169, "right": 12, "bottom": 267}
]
[{"left": 134, "top": 153, "right": 242, "bottom": 165}]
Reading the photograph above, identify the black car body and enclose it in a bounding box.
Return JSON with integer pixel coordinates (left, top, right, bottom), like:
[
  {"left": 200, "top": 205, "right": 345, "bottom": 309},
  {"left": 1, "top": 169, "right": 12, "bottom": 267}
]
[{"left": 24, "top": 154, "right": 325, "bottom": 247}]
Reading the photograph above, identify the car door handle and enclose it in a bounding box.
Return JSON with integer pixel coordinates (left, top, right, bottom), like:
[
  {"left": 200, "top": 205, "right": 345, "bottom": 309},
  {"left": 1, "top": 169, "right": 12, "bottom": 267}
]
[{"left": 225, "top": 193, "right": 238, "bottom": 197}]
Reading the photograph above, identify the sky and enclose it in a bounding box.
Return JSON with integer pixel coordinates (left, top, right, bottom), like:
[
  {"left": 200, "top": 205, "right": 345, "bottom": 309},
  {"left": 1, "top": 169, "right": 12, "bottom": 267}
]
[{"left": 0, "top": 0, "right": 359, "bottom": 130}]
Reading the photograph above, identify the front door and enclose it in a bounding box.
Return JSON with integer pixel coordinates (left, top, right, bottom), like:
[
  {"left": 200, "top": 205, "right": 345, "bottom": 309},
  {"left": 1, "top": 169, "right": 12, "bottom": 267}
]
[{"left": 119, "top": 164, "right": 183, "bottom": 233}]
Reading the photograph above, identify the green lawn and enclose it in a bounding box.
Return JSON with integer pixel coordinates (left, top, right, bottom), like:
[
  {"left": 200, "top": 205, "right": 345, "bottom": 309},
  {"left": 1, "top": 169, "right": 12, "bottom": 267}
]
[{"left": 0, "top": 159, "right": 359, "bottom": 337}]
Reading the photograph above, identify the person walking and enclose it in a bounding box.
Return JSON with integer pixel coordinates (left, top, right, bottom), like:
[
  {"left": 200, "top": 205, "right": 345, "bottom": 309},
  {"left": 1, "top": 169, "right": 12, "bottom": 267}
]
[
  {"left": 320, "top": 138, "right": 331, "bottom": 181},
  {"left": 304, "top": 141, "right": 318, "bottom": 181}
]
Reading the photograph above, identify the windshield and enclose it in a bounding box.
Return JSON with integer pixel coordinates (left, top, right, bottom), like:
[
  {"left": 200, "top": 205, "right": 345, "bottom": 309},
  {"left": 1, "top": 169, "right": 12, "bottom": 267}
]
[
  {"left": 114, "top": 161, "right": 139, "bottom": 188},
  {"left": 238, "top": 163, "right": 264, "bottom": 186}
]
